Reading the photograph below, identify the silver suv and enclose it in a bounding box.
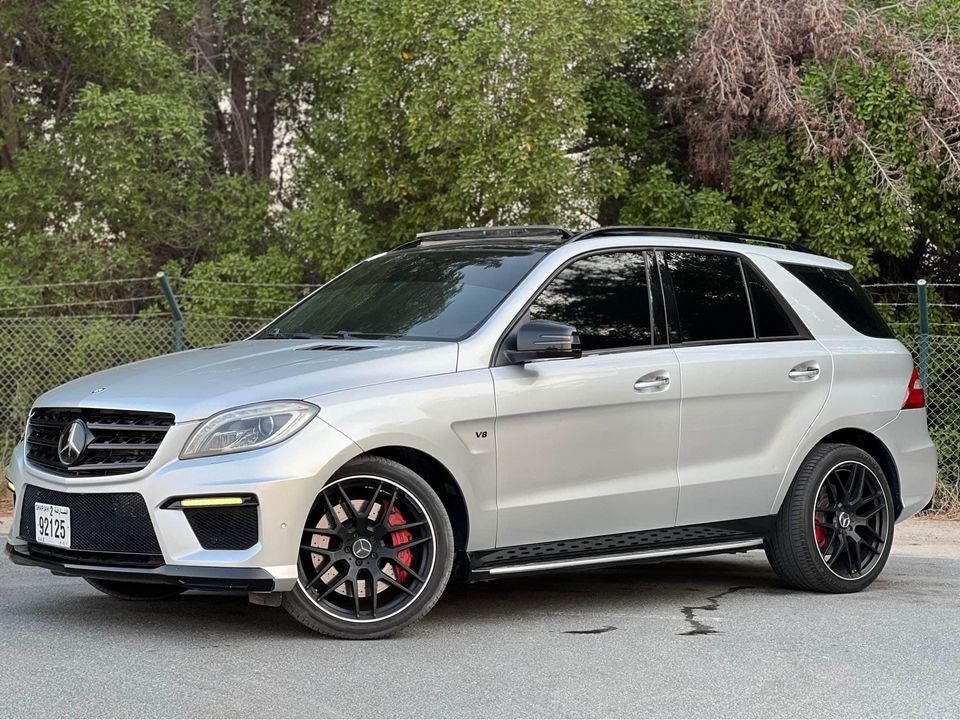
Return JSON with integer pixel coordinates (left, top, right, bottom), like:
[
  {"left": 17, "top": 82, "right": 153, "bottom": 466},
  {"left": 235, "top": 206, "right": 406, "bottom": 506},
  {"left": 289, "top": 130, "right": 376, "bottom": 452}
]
[{"left": 5, "top": 226, "right": 936, "bottom": 638}]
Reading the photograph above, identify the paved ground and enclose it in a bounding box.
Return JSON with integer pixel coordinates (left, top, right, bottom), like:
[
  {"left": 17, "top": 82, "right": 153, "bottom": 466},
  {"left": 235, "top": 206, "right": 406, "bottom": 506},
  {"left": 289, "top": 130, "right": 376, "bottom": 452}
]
[{"left": 1, "top": 518, "right": 958, "bottom": 718}]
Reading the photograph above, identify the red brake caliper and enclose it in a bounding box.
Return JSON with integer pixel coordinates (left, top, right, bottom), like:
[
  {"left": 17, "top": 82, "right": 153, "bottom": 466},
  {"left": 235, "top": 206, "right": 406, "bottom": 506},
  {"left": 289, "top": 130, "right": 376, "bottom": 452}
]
[
  {"left": 814, "top": 513, "right": 826, "bottom": 548},
  {"left": 387, "top": 506, "right": 413, "bottom": 583}
]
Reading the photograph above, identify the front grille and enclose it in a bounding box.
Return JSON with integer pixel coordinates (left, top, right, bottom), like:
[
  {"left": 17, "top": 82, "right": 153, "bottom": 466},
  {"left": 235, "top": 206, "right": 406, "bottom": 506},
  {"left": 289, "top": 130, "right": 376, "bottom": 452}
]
[
  {"left": 185, "top": 506, "right": 259, "bottom": 550},
  {"left": 26, "top": 407, "right": 174, "bottom": 477},
  {"left": 19, "top": 484, "right": 162, "bottom": 555}
]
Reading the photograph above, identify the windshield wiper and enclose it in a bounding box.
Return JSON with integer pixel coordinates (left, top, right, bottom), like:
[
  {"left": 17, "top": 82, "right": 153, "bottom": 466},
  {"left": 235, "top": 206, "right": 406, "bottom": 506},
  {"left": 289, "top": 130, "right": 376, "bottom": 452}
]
[
  {"left": 317, "top": 331, "right": 402, "bottom": 340},
  {"left": 263, "top": 331, "right": 323, "bottom": 340}
]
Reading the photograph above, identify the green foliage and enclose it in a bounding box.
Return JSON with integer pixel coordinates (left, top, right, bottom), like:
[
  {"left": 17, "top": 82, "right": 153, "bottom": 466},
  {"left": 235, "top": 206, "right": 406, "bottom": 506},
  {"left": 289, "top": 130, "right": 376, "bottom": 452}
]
[
  {"left": 179, "top": 248, "right": 309, "bottom": 320},
  {"left": 621, "top": 165, "right": 736, "bottom": 231},
  {"left": 292, "top": 0, "right": 645, "bottom": 276}
]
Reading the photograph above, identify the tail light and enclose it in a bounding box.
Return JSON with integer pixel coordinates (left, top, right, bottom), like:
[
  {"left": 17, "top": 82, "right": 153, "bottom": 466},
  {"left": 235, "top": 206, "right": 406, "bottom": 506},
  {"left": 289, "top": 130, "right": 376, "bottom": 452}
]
[{"left": 902, "top": 366, "right": 925, "bottom": 409}]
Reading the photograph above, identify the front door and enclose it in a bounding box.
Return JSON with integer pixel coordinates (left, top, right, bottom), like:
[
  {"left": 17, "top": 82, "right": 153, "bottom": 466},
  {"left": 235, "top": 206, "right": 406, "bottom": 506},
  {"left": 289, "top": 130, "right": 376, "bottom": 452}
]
[{"left": 492, "top": 250, "right": 681, "bottom": 547}]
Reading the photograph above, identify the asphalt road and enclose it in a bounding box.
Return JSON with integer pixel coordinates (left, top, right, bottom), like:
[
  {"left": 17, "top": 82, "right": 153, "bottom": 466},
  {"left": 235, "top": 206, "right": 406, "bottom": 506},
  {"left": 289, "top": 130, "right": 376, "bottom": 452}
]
[{"left": 2, "top": 522, "right": 959, "bottom": 719}]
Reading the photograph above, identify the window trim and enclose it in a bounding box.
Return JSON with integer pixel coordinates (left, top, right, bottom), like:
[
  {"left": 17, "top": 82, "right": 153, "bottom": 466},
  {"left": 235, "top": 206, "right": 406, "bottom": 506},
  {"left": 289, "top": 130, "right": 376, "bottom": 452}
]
[
  {"left": 490, "top": 248, "right": 669, "bottom": 367},
  {"left": 656, "top": 247, "right": 812, "bottom": 348}
]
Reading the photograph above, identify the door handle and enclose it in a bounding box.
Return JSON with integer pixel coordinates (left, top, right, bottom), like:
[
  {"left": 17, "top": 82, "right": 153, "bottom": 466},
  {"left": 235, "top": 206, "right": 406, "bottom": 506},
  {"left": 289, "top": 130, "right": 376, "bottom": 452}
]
[
  {"left": 789, "top": 364, "right": 820, "bottom": 381},
  {"left": 634, "top": 375, "right": 670, "bottom": 392}
]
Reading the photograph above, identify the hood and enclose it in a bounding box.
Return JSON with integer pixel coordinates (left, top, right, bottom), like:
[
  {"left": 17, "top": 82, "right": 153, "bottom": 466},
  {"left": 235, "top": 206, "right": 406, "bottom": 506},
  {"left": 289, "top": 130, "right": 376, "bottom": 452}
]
[{"left": 34, "top": 339, "right": 460, "bottom": 421}]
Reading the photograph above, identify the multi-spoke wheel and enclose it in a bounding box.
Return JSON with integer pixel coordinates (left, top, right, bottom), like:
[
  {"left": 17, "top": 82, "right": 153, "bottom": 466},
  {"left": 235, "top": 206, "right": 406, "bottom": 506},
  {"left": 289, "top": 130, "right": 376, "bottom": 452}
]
[
  {"left": 283, "top": 455, "right": 454, "bottom": 638},
  {"left": 766, "top": 443, "right": 895, "bottom": 593}
]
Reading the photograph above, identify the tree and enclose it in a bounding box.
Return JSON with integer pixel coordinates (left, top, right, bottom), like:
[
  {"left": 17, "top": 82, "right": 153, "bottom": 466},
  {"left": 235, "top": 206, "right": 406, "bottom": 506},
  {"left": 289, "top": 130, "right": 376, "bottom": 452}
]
[{"left": 290, "top": 0, "right": 646, "bottom": 278}]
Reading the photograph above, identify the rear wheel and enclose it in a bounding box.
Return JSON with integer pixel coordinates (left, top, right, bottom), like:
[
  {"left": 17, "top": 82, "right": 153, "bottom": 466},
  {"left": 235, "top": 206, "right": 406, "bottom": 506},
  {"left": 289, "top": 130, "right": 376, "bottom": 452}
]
[
  {"left": 283, "top": 456, "right": 454, "bottom": 639},
  {"left": 84, "top": 578, "right": 186, "bottom": 601},
  {"left": 766, "top": 443, "right": 894, "bottom": 593}
]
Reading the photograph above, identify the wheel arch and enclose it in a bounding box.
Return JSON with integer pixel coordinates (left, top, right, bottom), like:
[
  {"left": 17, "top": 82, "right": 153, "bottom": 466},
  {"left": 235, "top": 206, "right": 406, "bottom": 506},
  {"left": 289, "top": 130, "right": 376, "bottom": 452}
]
[
  {"left": 359, "top": 445, "right": 470, "bottom": 554},
  {"left": 809, "top": 428, "right": 903, "bottom": 516}
]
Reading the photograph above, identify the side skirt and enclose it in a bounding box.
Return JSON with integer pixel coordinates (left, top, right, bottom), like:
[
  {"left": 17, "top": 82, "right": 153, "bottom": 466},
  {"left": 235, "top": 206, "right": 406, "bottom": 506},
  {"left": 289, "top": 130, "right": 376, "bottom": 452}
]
[{"left": 466, "top": 516, "right": 774, "bottom": 581}]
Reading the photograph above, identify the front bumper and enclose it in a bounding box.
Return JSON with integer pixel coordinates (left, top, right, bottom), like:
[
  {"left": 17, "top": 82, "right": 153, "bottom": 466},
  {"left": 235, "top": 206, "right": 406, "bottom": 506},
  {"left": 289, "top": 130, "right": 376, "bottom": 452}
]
[
  {"left": 6, "top": 542, "right": 276, "bottom": 590},
  {"left": 5, "top": 416, "right": 362, "bottom": 591}
]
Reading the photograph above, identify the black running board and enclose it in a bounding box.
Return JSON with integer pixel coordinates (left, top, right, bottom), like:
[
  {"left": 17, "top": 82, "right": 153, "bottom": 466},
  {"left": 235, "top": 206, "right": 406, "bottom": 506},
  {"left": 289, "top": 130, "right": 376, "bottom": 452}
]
[
  {"left": 467, "top": 516, "right": 773, "bottom": 580},
  {"left": 475, "top": 538, "right": 763, "bottom": 578}
]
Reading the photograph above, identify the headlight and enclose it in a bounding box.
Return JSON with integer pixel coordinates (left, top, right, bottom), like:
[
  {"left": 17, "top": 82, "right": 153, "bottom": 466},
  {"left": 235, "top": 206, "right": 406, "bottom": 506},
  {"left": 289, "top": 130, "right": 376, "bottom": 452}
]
[{"left": 180, "top": 401, "right": 319, "bottom": 459}]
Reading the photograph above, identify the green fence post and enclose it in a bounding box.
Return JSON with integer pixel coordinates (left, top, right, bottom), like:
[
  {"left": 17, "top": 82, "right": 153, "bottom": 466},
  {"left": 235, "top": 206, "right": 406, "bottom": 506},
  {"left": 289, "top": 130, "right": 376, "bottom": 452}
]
[
  {"left": 917, "top": 279, "right": 929, "bottom": 389},
  {"left": 156, "top": 272, "right": 184, "bottom": 352}
]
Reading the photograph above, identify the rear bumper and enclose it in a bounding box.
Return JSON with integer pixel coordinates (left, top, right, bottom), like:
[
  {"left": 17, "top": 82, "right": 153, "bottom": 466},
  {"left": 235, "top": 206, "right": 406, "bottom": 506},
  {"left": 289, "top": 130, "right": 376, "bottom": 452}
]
[
  {"left": 5, "top": 541, "right": 276, "bottom": 591},
  {"left": 875, "top": 408, "right": 937, "bottom": 521}
]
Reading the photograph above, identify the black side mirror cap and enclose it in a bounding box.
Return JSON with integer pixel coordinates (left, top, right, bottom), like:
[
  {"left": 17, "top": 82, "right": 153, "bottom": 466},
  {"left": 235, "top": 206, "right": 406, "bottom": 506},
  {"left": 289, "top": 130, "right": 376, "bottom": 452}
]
[{"left": 505, "top": 319, "right": 582, "bottom": 364}]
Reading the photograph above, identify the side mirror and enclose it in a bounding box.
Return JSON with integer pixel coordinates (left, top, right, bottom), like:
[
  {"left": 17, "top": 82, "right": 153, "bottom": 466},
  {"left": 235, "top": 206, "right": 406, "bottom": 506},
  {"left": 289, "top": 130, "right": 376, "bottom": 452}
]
[{"left": 505, "top": 320, "right": 582, "bottom": 364}]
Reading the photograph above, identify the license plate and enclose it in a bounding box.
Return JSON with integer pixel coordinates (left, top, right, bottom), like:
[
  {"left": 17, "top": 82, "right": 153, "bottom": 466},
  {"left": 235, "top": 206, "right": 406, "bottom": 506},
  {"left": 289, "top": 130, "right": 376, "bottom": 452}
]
[{"left": 34, "top": 502, "right": 71, "bottom": 548}]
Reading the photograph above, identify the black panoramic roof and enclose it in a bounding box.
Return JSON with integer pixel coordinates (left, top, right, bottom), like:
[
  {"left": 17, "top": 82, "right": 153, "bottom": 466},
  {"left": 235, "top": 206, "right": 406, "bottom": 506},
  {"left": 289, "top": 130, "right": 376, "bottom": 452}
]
[{"left": 392, "top": 225, "right": 814, "bottom": 254}]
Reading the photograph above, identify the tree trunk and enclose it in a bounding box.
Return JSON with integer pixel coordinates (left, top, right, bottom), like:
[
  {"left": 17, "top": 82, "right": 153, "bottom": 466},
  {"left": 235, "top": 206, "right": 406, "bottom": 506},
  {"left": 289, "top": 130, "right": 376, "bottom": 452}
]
[{"left": 0, "top": 36, "right": 19, "bottom": 171}]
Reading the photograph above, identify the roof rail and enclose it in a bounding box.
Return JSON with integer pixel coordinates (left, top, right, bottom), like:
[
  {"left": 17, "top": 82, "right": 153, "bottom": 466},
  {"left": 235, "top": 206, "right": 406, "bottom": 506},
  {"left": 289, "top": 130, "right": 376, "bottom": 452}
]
[
  {"left": 567, "top": 226, "right": 813, "bottom": 254},
  {"left": 392, "top": 225, "right": 573, "bottom": 251}
]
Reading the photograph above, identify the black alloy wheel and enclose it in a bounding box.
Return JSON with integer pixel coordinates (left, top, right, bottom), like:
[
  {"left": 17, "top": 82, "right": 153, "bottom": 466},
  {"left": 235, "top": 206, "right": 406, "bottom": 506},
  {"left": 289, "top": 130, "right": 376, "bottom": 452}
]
[
  {"left": 283, "top": 455, "right": 454, "bottom": 638},
  {"left": 766, "top": 443, "right": 895, "bottom": 594},
  {"left": 812, "top": 460, "right": 890, "bottom": 579}
]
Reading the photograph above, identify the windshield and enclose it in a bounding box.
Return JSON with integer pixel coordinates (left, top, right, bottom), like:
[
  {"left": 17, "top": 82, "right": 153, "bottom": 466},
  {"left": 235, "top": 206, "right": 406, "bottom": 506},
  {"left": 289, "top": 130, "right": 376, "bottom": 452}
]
[{"left": 258, "top": 246, "right": 547, "bottom": 341}]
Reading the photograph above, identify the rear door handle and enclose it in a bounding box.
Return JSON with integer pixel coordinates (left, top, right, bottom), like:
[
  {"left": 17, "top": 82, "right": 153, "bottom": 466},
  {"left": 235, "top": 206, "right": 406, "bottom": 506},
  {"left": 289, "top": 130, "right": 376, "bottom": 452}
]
[
  {"left": 634, "top": 372, "right": 670, "bottom": 392},
  {"left": 789, "top": 363, "right": 820, "bottom": 381}
]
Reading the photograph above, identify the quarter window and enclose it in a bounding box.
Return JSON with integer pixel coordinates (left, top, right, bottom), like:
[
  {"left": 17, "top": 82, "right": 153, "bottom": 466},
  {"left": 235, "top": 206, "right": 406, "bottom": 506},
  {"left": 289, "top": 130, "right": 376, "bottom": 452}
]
[
  {"left": 528, "top": 252, "right": 652, "bottom": 351},
  {"left": 662, "top": 251, "right": 754, "bottom": 343},
  {"left": 782, "top": 263, "right": 894, "bottom": 339}
]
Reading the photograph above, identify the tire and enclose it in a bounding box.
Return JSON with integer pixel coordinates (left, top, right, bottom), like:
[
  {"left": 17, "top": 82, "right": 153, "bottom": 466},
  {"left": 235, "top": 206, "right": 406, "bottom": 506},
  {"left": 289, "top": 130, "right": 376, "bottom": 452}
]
[
  {"left": 766, "top": 443, "right": 895, "bottom": 593},
  {"left": 84, "top": 578, "right": 186, "bottom": 601},
  {"left": 283, "top": 455, "right": 455, "bottom": 639}
]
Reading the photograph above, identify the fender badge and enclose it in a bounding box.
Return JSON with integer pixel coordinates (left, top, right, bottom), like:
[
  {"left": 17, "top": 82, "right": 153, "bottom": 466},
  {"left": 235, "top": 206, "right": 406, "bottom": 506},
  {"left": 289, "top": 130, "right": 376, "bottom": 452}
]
[{"left": 90, "top": 387, "right": 106, "bottom": 394}]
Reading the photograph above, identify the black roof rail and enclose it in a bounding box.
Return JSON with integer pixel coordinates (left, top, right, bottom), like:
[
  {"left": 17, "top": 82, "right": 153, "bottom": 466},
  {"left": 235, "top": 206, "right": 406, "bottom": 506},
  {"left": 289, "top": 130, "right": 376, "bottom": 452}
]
[
  {"left": 392, "top": 225, "right": 573, "bottom": 251},
  {"left": 567, "top": 226, "right": 814, "bottom": 254}
]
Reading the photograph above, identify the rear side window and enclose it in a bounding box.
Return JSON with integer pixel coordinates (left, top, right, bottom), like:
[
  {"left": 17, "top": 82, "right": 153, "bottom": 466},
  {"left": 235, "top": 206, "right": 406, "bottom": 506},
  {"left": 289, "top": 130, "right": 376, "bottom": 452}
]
[
  {"left": 528, "top": 251, "right": 651, "bottom": 351},
  {"left": 783, "top": 263, "right": 894, "bottom": 339},
  {"left": 662, "top": 251, "right": 754, "bottom": 343},
  {"left": 744, "top": 264, "right": 801, "bottom": 339}
]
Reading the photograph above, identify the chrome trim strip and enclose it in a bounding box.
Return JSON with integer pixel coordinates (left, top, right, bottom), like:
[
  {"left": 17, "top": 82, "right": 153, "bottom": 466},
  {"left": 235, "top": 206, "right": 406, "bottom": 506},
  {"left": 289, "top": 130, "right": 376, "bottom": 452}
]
[{"left": 485, "top": 538, "right": 764, "bottom": 576}]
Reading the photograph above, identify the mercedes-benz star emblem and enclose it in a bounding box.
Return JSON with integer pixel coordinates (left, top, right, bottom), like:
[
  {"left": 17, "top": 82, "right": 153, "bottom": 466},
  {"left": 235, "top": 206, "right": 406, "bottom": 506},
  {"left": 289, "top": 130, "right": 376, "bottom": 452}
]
[
  {"left": 352, "top": 538, "right": 373, "bottom": 559},
  {"left": 838, "top": 511, "right": 852, "bottom": 530},
  {"left": 57, "top": 419, "right": 89, "bottom": 466}
]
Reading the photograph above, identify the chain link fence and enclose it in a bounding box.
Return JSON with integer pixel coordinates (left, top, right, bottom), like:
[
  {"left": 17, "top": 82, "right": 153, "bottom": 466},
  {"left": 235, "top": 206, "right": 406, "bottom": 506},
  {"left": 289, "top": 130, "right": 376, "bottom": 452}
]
[
  {"left": 0, "top": 314, "right": 265, "bottom": 468},
  {"left": 1, "top": 280, "right": 959, "bottom": 513}
]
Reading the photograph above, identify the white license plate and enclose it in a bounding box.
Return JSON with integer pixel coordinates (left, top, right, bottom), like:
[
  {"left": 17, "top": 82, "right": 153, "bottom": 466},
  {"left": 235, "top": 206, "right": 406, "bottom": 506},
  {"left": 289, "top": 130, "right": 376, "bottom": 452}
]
[{"left": 34, "top": 502, "right": 71, "bottom": 548}]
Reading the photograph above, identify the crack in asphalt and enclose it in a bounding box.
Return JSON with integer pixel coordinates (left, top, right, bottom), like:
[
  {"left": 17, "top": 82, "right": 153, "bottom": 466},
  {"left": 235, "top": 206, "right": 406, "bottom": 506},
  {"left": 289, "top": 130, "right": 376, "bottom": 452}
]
[{"left": 679, "top": 585, "right": 755, "bottom": 636}]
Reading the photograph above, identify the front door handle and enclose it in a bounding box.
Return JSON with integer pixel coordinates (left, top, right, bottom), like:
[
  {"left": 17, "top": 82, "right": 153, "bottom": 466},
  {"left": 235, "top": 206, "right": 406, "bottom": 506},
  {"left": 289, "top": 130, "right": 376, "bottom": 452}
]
[
  {"left": 634, "top": 372, "right": 670, "bottom": 392},
  {"left": 789, "top": 363, "right": 821, "bottom": 381}
]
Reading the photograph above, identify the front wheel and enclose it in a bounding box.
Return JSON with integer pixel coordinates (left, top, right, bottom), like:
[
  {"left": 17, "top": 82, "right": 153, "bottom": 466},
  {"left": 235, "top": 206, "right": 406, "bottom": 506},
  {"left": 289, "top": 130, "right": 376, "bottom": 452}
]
[
  {"left": 766, "top": 443, "right": 895, "bottom": 593},
  {"left": 283, "top": 456, "right": 454, "bottom": 639}
]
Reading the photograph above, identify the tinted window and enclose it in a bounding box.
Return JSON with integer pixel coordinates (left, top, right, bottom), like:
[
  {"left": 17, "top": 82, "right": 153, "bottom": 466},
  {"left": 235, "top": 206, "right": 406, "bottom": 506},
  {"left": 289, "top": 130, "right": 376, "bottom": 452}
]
[
  {"left": 744, "top": 264, "right": 800, "bottom": 338},
  {"left": 528, "top": 252, "right": 651, "bottom": 351},
  {"left": 663, "top": 251, "right": 753, "bottom": 343},
  {"left": 260, "top": 247, "right": 545, "bottom": 341},
  {"left": 783, "top": 263, "right": 894, "bottom": 339}
]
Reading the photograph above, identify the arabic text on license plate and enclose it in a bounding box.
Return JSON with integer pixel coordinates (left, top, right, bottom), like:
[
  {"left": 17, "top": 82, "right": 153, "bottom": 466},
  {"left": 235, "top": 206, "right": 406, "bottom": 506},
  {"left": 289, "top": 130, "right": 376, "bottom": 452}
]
[{"left": 35, "top": 502, "right": 71, "bottom": 548}]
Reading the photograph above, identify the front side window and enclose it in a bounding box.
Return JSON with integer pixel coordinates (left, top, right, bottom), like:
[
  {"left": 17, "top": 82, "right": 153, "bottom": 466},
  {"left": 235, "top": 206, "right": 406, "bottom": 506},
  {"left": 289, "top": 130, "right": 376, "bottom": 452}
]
[
  {"left": 528, "top": 251, "right": 652, "bottom": 352},
  {"left": 259, "top": 247, "right": 547, "bottom": 341},
  {"left": 662, "top": 251, "right": 754, "bottom": 343}
]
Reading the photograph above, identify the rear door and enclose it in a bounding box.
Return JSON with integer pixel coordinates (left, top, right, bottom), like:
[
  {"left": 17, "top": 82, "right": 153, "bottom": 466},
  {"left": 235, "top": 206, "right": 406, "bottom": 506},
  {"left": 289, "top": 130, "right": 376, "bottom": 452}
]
[
  {"left": 659, "top": 250, "right": 833, "bottom": 526},
  {"left": 492, "top": 250, "right": 681, "bottom": 546}
]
